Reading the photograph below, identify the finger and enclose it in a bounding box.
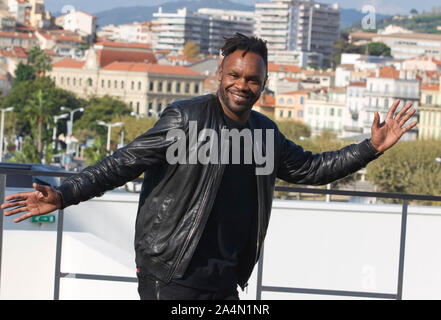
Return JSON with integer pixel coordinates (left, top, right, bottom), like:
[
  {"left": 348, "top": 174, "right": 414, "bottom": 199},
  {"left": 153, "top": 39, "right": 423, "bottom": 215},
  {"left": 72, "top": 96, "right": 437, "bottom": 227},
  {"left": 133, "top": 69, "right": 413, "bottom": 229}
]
[
  {"left": 372, "top": 112, "right": 380, "bottom": 129},
  {"left": 395, "top": 102, "right": 413, "bottom": 121},
  {"left": 387, "top": 100, "right": 400, "bottom": 119},
  {"left": 402, "top": 121, "right": 418, "bottom": 133},
  {"left": 34, "top": 183, "right": 50, "bottom": 197},
  {"left": 1, "top": 200, "right": 27, "bottom": 210},
  {"left": 14, "top": 212, "right": 35, "bottom": 223},
  {"left": 399, "top": 108, "right": 416, "bottom": 127},
  {"left": 4, "top": 206, "right": 29, "bottom": 216},
  {"left": 4, "top": 193, "right": 28, "bottom": 202}
]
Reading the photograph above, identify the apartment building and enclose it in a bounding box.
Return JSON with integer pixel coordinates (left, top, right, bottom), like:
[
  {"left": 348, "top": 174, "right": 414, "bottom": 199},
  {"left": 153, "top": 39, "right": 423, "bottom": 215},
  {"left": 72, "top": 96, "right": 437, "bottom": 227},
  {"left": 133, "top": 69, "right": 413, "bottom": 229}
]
[
  {"left": 373, "top": 32, "right": 441, "bottom": 60},
  {"left": 48, "top": 45, "right": 205, "bottom": 117},
  {"left": 0, "top": 30, "right": 38, "bottom": 50},
  {"left": 153, "top": 7, "right": 254, "bottom": 55},
  {"left": 274, "top": 89, "right": 319, "bottom": 122},
  {"left": 343, "top": 81, "right": 367, "bottom": 138},
  {"left": 364, "top": 66, "right": 420, "bottom": 140},
  {"left": 255, "top": 0, "right": 340, "bottom": 66},
  {"left": 304, "top": 88, "right": 346, "bottom": 136},
  {"left": 55, "top": 10, "right": 97, "bottom": 43},
  {"left": 419, "top": 104, "right": 441, "bottom": 141}
]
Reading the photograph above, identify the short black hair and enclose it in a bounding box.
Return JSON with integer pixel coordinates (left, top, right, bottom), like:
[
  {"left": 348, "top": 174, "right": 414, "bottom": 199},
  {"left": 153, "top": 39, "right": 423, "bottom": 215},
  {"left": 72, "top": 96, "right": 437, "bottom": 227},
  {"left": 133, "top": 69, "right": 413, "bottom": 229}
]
[{"left": 221, "top": 33, "right": 268, "bottom": 68}]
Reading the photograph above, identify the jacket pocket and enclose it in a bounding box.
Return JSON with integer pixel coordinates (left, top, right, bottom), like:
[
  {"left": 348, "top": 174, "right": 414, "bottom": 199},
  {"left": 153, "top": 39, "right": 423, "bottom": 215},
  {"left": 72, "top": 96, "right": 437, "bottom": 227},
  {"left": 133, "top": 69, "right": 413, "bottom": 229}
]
[{"left": 146, "top": 195, "right": 174, "bottom": 246}]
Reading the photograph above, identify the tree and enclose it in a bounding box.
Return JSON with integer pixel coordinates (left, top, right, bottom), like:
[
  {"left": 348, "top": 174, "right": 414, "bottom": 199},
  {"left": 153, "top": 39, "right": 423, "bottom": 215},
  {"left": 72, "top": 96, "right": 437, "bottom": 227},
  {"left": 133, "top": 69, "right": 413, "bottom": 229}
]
[
  {"left": 27, "top": 46, "right": 52, "bottom": 77},
  {"left": 13, "top": 61, "right": 35, "bottom": 87},
  {"left": 331, "top": 38, "right": 365, "bottom": 67},
  {"left": 23, "top": 89, "right": 53, "bottom": 162},
  {"left": 275, "top": 119, "right": 311, "bottom": 142},
  {"left": 110, "top": 114, "right": 157, "bottom": 147},
  {"left": 183, "top": 41, "right": 200, "bottom": 59},
  {"left": 367, "top": 140, "right": 441, "bottom": 205},
  {"left": 367, "top": 42, "right": 392, "bottom": 57}
]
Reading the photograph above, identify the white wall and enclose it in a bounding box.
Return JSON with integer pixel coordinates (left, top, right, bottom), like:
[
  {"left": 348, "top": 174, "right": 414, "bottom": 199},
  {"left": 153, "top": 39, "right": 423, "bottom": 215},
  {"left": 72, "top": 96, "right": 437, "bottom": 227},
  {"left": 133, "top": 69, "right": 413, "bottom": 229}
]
[{"left": 2, "top": 189, "right": 441, "bottom": 300}]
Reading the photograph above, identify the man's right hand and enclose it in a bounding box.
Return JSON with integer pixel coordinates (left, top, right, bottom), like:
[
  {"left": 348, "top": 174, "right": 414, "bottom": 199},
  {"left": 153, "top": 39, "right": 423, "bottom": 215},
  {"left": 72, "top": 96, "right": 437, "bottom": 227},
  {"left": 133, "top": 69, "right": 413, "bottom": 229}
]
[{"left": 1, "top": 183, "right": 62, "bottom": 223}]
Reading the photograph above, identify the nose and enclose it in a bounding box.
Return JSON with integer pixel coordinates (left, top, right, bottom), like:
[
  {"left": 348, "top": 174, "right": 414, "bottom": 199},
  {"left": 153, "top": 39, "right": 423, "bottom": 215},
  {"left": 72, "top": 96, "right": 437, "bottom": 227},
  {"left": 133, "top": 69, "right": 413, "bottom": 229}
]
[{"left": 235, "top": 77, "right": 249, "bottom": 92}]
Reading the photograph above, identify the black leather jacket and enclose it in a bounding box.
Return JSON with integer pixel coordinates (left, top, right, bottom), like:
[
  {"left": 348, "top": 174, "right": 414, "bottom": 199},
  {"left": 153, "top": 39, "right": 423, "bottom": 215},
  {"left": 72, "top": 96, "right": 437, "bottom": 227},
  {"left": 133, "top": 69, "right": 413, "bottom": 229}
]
[{"left": 56, "top": 94, "right": 380, "bottom": 289}]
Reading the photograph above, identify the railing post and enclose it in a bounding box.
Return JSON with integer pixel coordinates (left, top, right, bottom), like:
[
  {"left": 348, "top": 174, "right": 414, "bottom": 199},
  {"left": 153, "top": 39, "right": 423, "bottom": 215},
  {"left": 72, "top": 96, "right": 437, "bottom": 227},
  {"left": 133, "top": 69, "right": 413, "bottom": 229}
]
[
  {"left": 0, "top": 174, "right": 6, "bottom": 294},
  {"left": 256, "top": 245, "right": 264, "bottom": 300},
  {"left": 53, "top": 208, "right": 64, "bottom": 300},
  {"left": 397, "top": 200, "right": 408, "bottom": 300}
]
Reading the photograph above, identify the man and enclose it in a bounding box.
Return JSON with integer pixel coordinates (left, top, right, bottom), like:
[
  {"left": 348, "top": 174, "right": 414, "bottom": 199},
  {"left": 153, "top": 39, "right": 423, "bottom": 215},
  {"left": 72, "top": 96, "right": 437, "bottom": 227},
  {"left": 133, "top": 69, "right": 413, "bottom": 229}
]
[{"left": 2, "top": 33, "right": 417, "bottom": 300}]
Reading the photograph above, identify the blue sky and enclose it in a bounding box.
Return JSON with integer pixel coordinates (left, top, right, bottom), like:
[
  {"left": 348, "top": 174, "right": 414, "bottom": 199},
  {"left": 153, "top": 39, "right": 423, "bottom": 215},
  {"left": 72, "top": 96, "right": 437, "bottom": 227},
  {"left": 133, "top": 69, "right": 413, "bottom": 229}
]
[{"left": 45, "top": 0, "right": 440, "bottom": 15}]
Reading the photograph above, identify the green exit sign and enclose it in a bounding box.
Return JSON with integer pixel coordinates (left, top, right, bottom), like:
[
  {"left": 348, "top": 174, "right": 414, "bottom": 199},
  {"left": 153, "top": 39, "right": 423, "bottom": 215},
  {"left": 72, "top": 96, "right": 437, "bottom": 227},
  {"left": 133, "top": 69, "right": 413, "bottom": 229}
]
[{"left": 31, "top": 215, "right": 56, "bottom": 223}]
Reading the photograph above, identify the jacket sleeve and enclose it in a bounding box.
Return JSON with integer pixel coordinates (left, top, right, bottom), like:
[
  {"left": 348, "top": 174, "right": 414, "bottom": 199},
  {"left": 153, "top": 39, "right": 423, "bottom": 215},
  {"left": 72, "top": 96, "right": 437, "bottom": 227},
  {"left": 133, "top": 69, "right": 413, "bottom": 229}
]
[
  {"left": 276, "top": 131, "right": 380, "bottom": 185},
  {"left": 55, "top": 105, "right": 186, "bottom": 209}
]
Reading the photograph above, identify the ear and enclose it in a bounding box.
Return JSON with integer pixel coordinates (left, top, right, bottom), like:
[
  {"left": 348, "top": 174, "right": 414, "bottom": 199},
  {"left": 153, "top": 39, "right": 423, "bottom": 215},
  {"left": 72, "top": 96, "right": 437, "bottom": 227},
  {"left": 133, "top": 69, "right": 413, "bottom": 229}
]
[{"left": 218, "top": 63, "right": 223, "bottom": 82}]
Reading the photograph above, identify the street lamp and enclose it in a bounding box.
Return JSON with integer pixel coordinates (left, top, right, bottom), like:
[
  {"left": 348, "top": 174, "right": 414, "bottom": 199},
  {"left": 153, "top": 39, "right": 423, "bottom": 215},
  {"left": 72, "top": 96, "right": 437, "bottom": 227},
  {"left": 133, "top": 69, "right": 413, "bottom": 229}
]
[
  {"left": 97, "top": 120, "right": 124, "bottom": 154},
  {"left": 53, "top": 113, "right": 69, "bottom": 150},
  {"left": 60, "top": 106, "right": 84, "bottom": 155},
  {"left": 0, "top": 107, "right": 14, "bottom": 162}
]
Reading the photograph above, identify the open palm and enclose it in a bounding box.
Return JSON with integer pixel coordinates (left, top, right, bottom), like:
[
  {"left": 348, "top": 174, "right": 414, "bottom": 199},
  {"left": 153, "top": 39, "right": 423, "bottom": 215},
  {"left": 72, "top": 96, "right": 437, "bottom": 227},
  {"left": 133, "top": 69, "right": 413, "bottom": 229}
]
[{"left": 370, "top": 100, "right": 418, "bottom": 153}]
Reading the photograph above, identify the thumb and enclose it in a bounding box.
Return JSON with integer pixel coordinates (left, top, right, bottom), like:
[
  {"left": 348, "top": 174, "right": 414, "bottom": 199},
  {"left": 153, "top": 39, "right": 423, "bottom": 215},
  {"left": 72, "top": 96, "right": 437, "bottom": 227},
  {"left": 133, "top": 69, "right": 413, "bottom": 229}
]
[{"left": 33, "top": 183, "right": 49, "bottom": 197}]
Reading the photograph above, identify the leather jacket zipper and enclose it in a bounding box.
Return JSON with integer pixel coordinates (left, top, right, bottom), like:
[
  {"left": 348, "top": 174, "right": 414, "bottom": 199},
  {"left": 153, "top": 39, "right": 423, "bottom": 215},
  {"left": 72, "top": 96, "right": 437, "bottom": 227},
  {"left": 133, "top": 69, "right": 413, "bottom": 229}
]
[
  {"left": 155, "top": 280, "right": 160, "bottom": 300},
  {"left": 166, "top": 124, "right": 228, "bottom": 283}
]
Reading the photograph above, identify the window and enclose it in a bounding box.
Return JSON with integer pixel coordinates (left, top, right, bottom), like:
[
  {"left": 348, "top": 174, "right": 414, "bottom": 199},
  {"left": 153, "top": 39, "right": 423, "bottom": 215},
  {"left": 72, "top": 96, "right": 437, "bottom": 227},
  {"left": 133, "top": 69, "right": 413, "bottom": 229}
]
[
  {"left": 115, "top": 80, "right": 118, "bottom": 89},
  {"left": 157, "top": 103, "right": 162, "bottom": 113},
  {"left": 384, "top": 98, "right": 389, "bottom": 109},
  {"left": 102, "top": 79, "right": 105, "bottom": 88},
  {"left": 136, "top": 102, "right": 140, "bottom": 115},
  {"left": 88, "top": 78, "right": 93, "bottom": 87},
  {"left": 138, "top": 81, "right": 142, "bottom": 91},
  {"left": 279, "top": 98, "right": 285, "bottom": 104},
  {"left": 121, "top": 81, "right": 124, "bottom": 89},
  {"left": 185, "top": 83, "right": 190, "bottom": 94},
  {"left": 67, "top": 77, "right": 70, "bottom": 85},
  {"left": 426, "top": 95, "right": 433, "bottom": 105},
  {"left": 149, "top": 81, "right": 154, "bottom": 91},
  {"left": 61, "top": 77, "right": 64, "bottom": 85},
  {"left": 287, "top": 98, "right": 293, "bottom": 105},
  {"left": 330, "top": 108, "right": 334, "bottom": 116},
  {"left": 279, "top": 110, "right": 284, "bottom": 118},
  {"left": 176, "top": 82, "right": 181, "bottom": 93},
  {"left": 131, "top": 81, "right": 135, "bottom": 90},
  {"left": 297, "top": 110, "right": 303, "bottom": 118},
  {"left": 167, "top": 82, "right": 172, "bottom": 93},
  {"left": 338, "top": 109, "right": 342, "bottom": 117},
  {"left": 108, "top": 80, "right": 111, "bottom": 88},
  {"left": 288, "top": 111, "right": 292, "bottom": 118},
  {"left": 194, "top": 84, "right": 199, "bottom": 94},
  {"left": 158, "top": 81, "right": 163, "bottom": 92}
]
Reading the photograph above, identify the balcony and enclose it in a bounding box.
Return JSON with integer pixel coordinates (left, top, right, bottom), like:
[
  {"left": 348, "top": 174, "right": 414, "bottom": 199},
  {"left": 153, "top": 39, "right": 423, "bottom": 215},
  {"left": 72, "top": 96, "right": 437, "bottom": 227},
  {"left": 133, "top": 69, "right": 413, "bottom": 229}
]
[{"left": 1, "top": 168, "right": 441, "bottom": 300}]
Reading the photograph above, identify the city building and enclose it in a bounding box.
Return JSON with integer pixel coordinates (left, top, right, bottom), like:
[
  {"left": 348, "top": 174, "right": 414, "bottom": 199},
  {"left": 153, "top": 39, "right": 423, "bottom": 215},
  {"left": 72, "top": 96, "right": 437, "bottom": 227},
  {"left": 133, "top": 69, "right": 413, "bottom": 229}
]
[
  {"left": 304, "top": 87, "right": 346, "bottom": 136},
  {"left": 364, "top": 66, "right": 420, "bottom": 140},
  {"left": 343, "top": 81, "right": 367, "bottom": 138},
  {"left": 54, "top": 10, "right": 97, "bottom": 43},
  {"left": 48, "top": 44, "right": 205, "bottom": 117},
  {"left": 0, "top": 30, "right": 38, "bottom": 50},
  {"left": 274, "top": 88, "right": 318, "bottom": 122},
  {"left": 419, "top": 104, "right": 441, "bottom": 140},
  {"left": 255, "top": 0, "right": 340, "bottom": 66},
  {"left": 373, "top": 32, "right": 441, "bottom": 60},
  {"left": 35, "top": 30, "right": 86, "bottom": 58},
  {"left": 152, "top": 7, "right": 254, "bottom": 55}
]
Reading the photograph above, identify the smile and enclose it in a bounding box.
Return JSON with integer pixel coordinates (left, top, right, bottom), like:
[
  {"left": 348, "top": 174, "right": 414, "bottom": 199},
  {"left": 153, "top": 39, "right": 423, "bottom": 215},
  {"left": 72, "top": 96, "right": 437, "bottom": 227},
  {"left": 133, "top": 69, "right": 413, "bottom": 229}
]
[{"left": 229, "top": 91, "right": 251, "bottom": 103}]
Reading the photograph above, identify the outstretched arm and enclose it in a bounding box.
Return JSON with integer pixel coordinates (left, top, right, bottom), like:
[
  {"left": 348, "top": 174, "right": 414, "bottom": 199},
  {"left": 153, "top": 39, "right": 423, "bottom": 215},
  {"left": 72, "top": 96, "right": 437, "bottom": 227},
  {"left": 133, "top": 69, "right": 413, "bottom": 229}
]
[{"left": 1, "top": 183, "right": 62, "bottom": 223}]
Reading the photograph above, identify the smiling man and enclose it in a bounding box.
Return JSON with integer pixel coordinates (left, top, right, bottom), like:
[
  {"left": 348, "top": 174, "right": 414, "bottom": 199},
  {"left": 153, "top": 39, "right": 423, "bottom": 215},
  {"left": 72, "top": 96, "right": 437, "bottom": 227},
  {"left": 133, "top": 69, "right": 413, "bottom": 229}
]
[{"left": 2, "top": 33, "right": 417, "bottom": 300}]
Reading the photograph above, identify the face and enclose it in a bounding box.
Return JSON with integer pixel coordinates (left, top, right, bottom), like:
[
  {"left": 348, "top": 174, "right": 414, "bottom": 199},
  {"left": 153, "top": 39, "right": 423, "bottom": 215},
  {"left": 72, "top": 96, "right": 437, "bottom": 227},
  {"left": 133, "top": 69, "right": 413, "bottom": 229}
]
[{"left": 218, "top": 50, "right": 267, "bottom": 122}]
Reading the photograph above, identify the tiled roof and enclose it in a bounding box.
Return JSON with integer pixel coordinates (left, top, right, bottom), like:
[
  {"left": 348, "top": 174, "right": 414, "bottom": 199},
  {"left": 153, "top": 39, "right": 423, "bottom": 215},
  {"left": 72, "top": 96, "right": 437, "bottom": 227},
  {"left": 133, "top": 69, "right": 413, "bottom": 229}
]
[
  {"left": 268, "top": 63, "right": 300, "bottom": 73},
  {"left": 378, "top": 66, "right": 400, "bottom": 79},
  {"left": 348, "top": 81, "right": 367, "bottom": 87},
  {"left": 103, "top": 62, "right": 202, "bottom": 75},
  {"left": 52, "top": 58, "right": 86, "bottom": 69},
  {"left": 95, "top": 41, "right": 152, "bottom": 50},
  {"left": 256, "top": 94, "right": 275, "bottom": 107},
  {"left": 421, "top": 83, "right": 440, "bottom": 91},
  {"left": 97, "top": 49, "right": 157, "bottom": 67}
]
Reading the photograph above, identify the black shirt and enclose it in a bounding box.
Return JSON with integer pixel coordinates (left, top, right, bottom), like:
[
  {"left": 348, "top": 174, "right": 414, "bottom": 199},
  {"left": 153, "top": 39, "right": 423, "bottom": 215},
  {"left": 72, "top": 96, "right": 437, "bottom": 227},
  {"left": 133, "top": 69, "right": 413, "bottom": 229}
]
[{"left": 172, "top": 114, "right": 258, "bottom": 291}]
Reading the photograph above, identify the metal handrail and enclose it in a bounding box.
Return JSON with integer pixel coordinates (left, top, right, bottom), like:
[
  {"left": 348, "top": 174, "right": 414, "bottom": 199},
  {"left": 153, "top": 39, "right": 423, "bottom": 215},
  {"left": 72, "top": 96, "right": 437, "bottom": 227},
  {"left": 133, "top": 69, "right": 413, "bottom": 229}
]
[{"left": 1, "top": 168, "right": 441, "bottom": 300}]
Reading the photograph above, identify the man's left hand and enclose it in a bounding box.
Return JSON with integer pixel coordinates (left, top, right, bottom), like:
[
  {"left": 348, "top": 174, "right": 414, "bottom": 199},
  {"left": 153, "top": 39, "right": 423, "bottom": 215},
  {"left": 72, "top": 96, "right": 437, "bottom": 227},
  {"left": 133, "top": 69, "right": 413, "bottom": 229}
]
[{"left": 370, "top": 99, "right": 418, "bottom": 153}]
